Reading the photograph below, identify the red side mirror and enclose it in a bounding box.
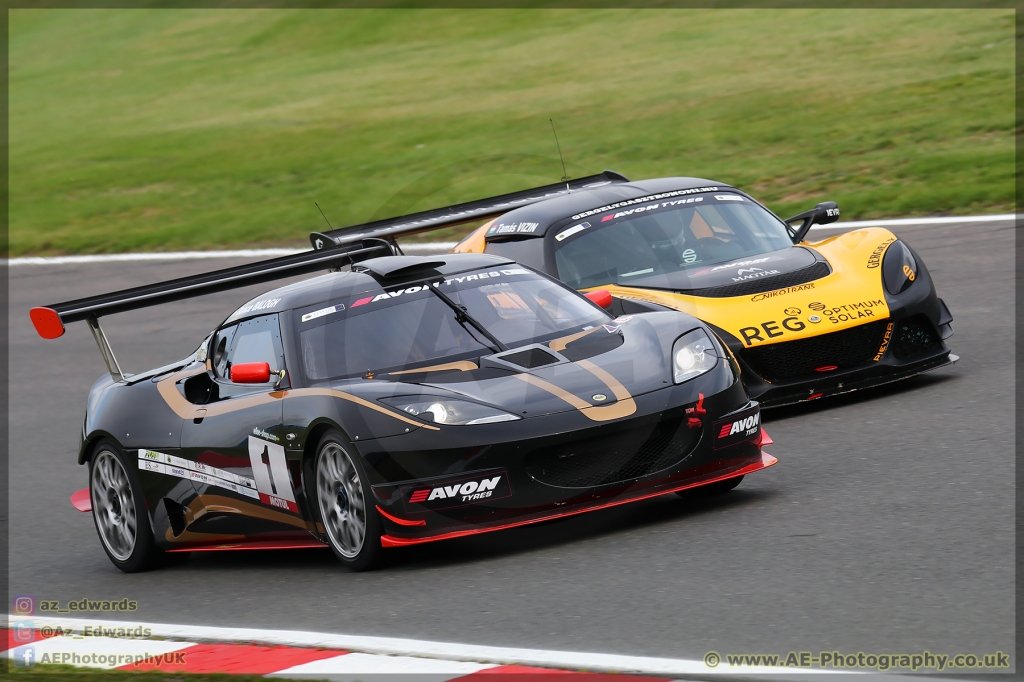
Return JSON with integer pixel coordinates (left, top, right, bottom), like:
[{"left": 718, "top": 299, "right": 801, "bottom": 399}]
[
  {"left": 230, "top": 361, "right": 271, "bottom": 384},
  {"left": 584, "top": 289, "right": 613, "bottom": 309}
]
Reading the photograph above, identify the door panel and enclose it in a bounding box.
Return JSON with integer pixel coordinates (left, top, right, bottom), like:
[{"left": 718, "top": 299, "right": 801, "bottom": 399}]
[{"left": 178, "top": 314, "right": 303, "bottom": 540}]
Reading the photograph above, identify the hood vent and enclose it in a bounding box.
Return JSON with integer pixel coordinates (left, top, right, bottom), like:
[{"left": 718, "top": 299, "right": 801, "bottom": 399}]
[{"left": 497, "top": 347, "right": 561, "bottom": 369}]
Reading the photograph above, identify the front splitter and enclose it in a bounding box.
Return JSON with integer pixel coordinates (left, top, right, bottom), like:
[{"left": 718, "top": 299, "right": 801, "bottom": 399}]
[{"left": 380, "top": 451, "right": 778, "bottom": 548}]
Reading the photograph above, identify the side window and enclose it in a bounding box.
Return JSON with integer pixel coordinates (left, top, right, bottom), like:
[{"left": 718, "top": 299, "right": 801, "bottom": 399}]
[
  {"left": 211, "top": 325, "right": 237, "bottom": 378},
  {"left": 224, "top": 314, "right": 285, "bottom": 382}
]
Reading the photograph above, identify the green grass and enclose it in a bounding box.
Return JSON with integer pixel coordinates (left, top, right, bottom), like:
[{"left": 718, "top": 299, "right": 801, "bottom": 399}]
[{"left": 9, "top": 8, "right": 1014, "bottom": 256}]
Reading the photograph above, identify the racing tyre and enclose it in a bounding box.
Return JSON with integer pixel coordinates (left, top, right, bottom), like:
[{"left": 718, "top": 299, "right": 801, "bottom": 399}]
[
  {"left": 679, "top": 475, "right": 744, "bottom": 497},
  {"left": 89, "top": 440, "right": 164, "bottom": 573},
  {"left": 313, "top": 430, "right": 384, "bottom": 571}
]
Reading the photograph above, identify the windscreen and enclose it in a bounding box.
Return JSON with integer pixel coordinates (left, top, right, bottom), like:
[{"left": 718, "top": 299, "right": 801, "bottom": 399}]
[
  {"left": 553, "top": 193, "right": 794, "bottom": 289},
  {"left": 296, "top": 267, "right": 608, "bottom": 381}
]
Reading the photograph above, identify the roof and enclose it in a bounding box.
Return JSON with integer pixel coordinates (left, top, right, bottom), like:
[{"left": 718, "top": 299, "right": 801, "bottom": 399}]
[
  {"left": 225, "top": 253, "right": 513, "bottom": 324},
  {"left": 484, "top": 176, "right": 733, "bottom": 240}
]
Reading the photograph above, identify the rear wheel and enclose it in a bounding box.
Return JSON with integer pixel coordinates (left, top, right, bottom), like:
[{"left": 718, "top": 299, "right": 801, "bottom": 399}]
[
  {"left": 313, "top": 431, "right": 384, "bottom": 571},
  {"left": 89, "top": 441, "right": 164, "bottom": 572},
  {"left": 678, "top": 475, "right": 744, "bottom": 497}
]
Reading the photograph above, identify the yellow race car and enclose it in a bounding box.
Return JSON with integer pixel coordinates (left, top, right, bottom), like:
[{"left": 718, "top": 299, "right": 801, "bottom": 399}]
[{"left": 308, "top": 171, "right": 956, "bottom": 407}]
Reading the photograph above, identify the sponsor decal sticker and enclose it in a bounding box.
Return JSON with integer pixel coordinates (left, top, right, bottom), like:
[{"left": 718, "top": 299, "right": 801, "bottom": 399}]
[
  {"left": 571, "top": 187, "right": 718, "bottom": 221},
  {"left": 301, "top": 304, "right": 346, "bottom": 323},
  {"left": 401, "top": 469, "right": 512, "bottom": 512},
  {"left": 822, "top": 299, "right": 885, "bottom": 324},
  {"left": 555, "top": 223, "right": 589, "bottom": 241},
  {"left": 738, "top": 300, "right": 885, "bottom": 345},
  {"left": 232, "top": 297, "right": 282, "bottom": 319},
  {"left": 682, "top": 248, "right": 699, "bottom": 264},
  {"left": 713, "top": 409, "right": 761, "bottom": 449},
  {"left": 247, "top": 436, "right": 299, "bottom": 513},
  {"left": 784, "top": 307, "right": 801, "bottom": 316},
  {"left": 809, "top": 301, "right": 826, "bottom": 311},
  {"left": 712, "top": 257, "right": 771, "bottom": 272},
  {"left": 733, "top": 268, "right": 781, "bottom": 283},
  {"left": 867, "top": 237, "right": 897, "bottom": 269},
  {"left": 603, "top": 324, "right": 620, "bottom": 334},
  {"left": 492, "top": 221, "right": 541, "bottom": 235},
  {"left": 714, "top": 194, "right": 744, "bottom": 201},
  {"left": 252, "top": 427, "right": 280, "bottom": 442},
  {"left": 750, "top": 282, "right": 815, "bottom": 302},
  {"left": 137, "top": 450, "right": 259, "bottom": 499},
  {"left": 349, "top": 269, "right": 532, "bottom": 310},
  {"left": 738, "top": 316, "right": 807, "bottom": 346},
  {"left": 874, "top": 321, "right": 895, "bottom": 361}
]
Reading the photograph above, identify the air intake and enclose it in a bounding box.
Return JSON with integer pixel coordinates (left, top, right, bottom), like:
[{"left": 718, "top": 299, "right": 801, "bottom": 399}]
[{"left": 498, "top": 347, "right": 560, "bottom": 369}]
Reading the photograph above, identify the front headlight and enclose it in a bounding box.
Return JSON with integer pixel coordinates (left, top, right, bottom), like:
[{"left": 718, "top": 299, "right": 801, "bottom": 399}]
[
  {"left": 672, "top": 328, "right": 719, "bottom": 384},
  {"left": 882, "top": 240, "right": 918, "bottom": 295},
  {"left": 380, "top": 396, "right": 522, "bottom": 425}
]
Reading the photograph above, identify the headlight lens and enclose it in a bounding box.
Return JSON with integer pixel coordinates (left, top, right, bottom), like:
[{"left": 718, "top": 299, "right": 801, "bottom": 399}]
[
  {"left": 882, "top": 240, "right": 918, "bottom": 295},
  {"left": 380, "top": 396, "right": 521, "bottom": 425},
  {"left": 672, "top": 329, "right": 719, "bottom": 384}
]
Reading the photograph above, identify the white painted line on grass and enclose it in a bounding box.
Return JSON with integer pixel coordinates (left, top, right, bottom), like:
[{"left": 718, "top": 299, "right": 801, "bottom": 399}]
[
  {"left": 9, "top": 615, "right": 853, "bottom": 676},
  {"left": 5, "top": 214, "right": 1013, "bottom": 266}
]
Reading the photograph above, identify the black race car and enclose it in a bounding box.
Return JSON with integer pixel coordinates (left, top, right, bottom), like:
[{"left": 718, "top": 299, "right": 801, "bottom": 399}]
[{"left": 31, "top": 241, "right": 775, "bottom": 572}]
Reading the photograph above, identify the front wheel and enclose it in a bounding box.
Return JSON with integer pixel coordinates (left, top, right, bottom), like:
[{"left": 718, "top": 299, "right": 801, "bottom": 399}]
[
  {"left": 313, "top": 431, "right": 384, "bottom": 571},
  {"left": 89, "top": 441, "right": 164, "bottom": 573}
]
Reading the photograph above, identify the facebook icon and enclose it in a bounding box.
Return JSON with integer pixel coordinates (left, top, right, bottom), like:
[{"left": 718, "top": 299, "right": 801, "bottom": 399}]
[{"left": 13, "top": 646, "right": 36, "bottom": 668}]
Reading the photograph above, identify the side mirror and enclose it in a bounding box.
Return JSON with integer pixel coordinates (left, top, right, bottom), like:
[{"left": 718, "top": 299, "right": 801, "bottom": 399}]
[
  {"left": 230, "top": 361, "right": 271, "bottom": 384},
  {"left": 584, "top": 289, "right": 613, "bottom": 309},
  {"left": 783, "top": 201, "right": 840, "bottom": 243}
]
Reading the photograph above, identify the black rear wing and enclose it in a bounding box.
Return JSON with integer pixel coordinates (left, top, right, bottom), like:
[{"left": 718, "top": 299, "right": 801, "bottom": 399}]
[
  {"left": 309, "top": 170, "right": 628, "bottom": 250},
  {"left": 30, "top": 171, "right": 629, "bottom": 379},
  {"left": 29, "top": 239, "right": 395, "bottom": 341}
]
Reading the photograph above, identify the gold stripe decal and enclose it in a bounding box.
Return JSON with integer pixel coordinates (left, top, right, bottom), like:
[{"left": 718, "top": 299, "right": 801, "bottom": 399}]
[
  {"left": 289, "top": 388, "right": 440, "bottom": 431},
  {"left": 387, "top": 360, "right": 478, "bottom": 375},
  {"left": 547, "top": 327, "right": 602, "bottom": 352},
  {"left": 157, "top": 370, "right": 439, "bottom": 430},
  {"left": 513, "top": 361, "right": 636, "bottom": 422}
]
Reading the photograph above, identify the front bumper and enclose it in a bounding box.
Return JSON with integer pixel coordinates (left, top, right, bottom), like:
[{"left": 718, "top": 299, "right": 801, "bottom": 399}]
[
  {"left": 359, "top": 376, "right": 776, "bottom": 546},
  {"left": 732, "top": 311, "right": 955, "bottom": 407},
  {"left": 379, "top": 451, "right": 776, "bottom": 547}
]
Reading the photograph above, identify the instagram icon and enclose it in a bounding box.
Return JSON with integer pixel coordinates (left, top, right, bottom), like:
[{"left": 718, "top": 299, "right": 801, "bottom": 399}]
[{"left": 13, "top": 595, "right": 35, "bottom": 615}]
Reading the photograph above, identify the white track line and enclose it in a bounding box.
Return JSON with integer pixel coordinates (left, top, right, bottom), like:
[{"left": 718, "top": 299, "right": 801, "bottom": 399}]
[
  {"left": 808, "top": 213, "right": 1015, "bottom": 230},
  {"left": 6, "top": 242, "right": 456, "bottom": 266},
  {"left": 5, "top": 214, "right": 1013, "bottom": 267},
  {"left": 10, "top": 615, "right": 852, "bottom": 675}
]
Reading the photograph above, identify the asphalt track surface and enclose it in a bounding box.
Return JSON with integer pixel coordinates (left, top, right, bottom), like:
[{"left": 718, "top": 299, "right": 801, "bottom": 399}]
[{"left": 8, "top": 219, "right": 1013, "bottom": 664}]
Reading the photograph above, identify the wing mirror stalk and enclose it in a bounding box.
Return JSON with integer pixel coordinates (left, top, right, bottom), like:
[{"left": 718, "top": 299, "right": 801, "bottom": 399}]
[{"left": 784, "top": 201, "right": 840, "bottom": 243}]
